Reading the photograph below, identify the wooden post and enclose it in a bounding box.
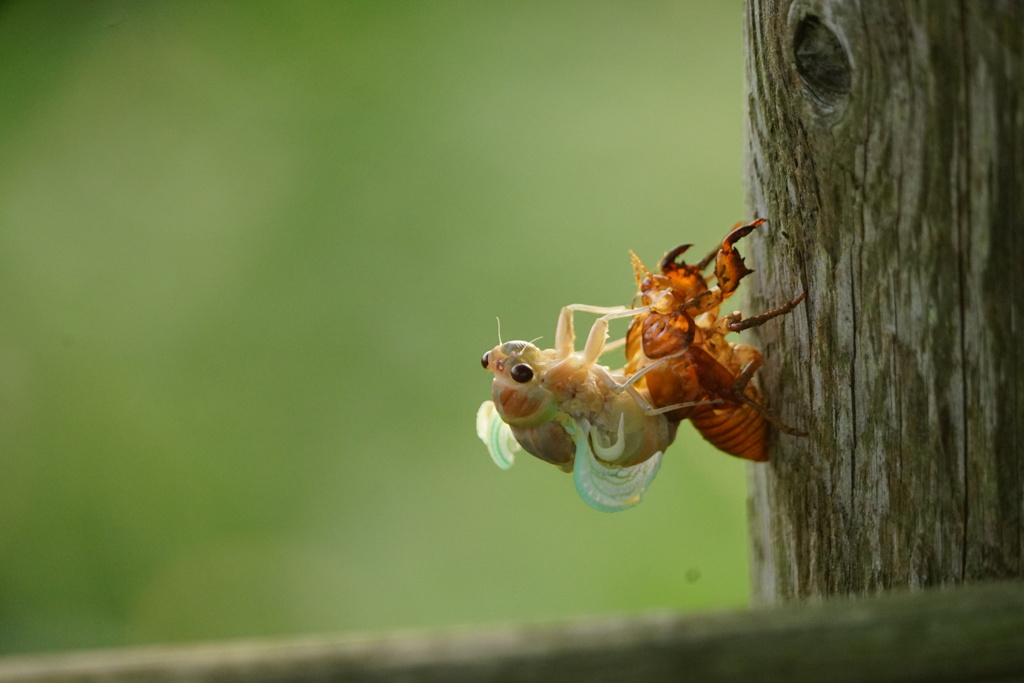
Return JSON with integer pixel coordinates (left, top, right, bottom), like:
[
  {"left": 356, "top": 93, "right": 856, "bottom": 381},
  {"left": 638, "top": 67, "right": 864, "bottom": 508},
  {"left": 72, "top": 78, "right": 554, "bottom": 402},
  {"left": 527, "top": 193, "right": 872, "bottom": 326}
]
[{"left": 744, "top": 0, "right": 1024, "bottom": 602}]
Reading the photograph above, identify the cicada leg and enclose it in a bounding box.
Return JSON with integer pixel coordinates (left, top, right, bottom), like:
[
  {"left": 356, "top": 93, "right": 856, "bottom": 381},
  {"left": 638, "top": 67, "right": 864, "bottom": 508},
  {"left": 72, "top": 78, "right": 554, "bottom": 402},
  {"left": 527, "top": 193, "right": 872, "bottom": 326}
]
[
  {"left": 592, "top": 352, "right": 720, "bottom": 424},
  {"left": 600, "top": 336, "right": 628, "bottom": 355},
  {"left": 590, "top": 356, "right": 673, "bottom": 406},
  {"left": 678, "top": 219, "right": 766, "bottom": 316},
  {"left": 725, "top": 292, "right": 807, "bottom": 333},
  {"left": 555, "top": 304, "right": 649, "bottom": 365},
  {"left": 729, "top": 356, "right": 808, "bottom": 437},
  {"left": 713, "top": 218, "right": 764, "bottom": 295}
]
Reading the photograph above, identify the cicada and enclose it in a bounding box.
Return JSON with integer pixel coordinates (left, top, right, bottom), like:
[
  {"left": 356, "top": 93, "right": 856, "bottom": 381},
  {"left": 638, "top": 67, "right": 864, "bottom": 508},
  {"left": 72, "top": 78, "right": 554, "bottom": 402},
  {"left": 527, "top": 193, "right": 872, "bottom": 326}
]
[
  {"left": 624, "top": 219, "right": 806, "bottom": 461},
  {"left": 476, "top": 219, "right": 805, "bottom": 510},
  {"left": 476, "top": 305, "right": 685, "bottom": 512}
]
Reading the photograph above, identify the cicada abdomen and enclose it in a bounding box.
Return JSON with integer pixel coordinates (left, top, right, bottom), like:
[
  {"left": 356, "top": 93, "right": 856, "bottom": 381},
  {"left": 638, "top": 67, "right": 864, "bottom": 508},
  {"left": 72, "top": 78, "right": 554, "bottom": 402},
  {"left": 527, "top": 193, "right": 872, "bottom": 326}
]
[{"left": 689, "top": 397, "right": 768, "bottom": 462}]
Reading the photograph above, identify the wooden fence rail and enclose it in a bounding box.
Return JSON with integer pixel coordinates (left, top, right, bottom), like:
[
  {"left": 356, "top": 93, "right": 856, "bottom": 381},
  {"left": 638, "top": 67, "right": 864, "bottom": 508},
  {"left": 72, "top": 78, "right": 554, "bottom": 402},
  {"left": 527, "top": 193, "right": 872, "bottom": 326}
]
[{"left": 1, "top": 581, "right": 1022, "bottom": 683}]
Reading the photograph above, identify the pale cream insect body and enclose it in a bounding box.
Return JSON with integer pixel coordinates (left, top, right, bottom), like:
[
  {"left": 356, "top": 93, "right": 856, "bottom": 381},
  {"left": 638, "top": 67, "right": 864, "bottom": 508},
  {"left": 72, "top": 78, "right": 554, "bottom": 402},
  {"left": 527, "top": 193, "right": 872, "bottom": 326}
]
[{"left": 477, "top": 305, "right": 681, "bottom": 511}]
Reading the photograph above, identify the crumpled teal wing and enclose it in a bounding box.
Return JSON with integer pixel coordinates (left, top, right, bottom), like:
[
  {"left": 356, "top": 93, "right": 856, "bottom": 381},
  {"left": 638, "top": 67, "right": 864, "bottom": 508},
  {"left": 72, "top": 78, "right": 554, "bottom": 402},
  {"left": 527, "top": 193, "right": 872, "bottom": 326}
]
[
  {"left": 568, "top": 421, "right": 662, "bottom": 512},
  {"left": 476, "top": 400, "right": 519, "bottom": 469}
]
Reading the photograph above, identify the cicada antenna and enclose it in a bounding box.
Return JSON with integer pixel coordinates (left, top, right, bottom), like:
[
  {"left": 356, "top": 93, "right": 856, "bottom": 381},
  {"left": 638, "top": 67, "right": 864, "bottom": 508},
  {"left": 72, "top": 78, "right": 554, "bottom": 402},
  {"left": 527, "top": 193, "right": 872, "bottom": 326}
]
[{"left": 495, "top": 317, "right": 503, "bottom": 345}]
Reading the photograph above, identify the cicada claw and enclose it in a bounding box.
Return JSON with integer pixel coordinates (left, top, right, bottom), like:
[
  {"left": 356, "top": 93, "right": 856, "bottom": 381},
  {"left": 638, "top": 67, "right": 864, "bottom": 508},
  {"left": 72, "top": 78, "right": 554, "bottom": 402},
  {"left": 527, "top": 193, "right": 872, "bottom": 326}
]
[{"left": 714, "top": 218, "right": 764, "bottom": 296}]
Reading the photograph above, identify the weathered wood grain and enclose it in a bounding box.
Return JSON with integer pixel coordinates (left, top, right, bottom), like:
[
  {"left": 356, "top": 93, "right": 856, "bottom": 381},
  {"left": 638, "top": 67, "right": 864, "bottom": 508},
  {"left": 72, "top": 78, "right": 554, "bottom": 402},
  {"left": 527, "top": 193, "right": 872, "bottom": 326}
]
[
  {"left": 744, "top": 0, "right": 1023, "bottom": 601},
  {"left": 1, "top": 581, "right": 1023, "bottom": 683}
]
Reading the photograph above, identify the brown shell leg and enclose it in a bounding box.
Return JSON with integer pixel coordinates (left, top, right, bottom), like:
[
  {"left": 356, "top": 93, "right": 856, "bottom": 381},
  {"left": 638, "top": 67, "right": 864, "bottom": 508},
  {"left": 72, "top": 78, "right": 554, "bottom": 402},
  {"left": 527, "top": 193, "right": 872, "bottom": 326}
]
[
  {"left": 729, "top": 357, "right": 808, "bottom": 438},
  {"left": 713, "top": 218, "right": 765, "bottom": 295},
  {"left": 690, "top": 348, "right": 808, "bottom": 452},
  {"left": 727, "top": 292, "right": 807, "bottom": 333}
]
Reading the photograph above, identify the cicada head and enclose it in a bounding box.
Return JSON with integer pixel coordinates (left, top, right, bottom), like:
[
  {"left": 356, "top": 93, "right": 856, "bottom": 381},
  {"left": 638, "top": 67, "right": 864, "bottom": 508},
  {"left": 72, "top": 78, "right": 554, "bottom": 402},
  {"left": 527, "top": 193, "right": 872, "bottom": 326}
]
[
  {"left": 480, "top": 341, "right": 558, "bottom": 428},
  {"left": 659, "top": 243, "right": 711, "bottom": 301},
  {"left": 638, "top": 273, "right": 681, "bottom": 314}
]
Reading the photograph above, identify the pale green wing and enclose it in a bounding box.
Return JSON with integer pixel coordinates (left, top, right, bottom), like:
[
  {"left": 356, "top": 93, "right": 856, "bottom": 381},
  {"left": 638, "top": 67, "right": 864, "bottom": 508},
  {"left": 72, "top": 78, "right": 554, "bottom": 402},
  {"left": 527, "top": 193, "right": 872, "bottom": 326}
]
[
  {"left": 569, "top": 422, "right": 662, "bottom": 512},
  {"left": 476, "top": 400, "right": 519, "bottom": 469}
]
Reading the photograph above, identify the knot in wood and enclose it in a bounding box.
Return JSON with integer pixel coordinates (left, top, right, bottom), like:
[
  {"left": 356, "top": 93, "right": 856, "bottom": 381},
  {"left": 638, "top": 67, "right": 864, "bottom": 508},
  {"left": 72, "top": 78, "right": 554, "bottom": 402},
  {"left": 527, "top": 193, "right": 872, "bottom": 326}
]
[{"left": 792, "top": 15, "right": 851, "bottom": 113}]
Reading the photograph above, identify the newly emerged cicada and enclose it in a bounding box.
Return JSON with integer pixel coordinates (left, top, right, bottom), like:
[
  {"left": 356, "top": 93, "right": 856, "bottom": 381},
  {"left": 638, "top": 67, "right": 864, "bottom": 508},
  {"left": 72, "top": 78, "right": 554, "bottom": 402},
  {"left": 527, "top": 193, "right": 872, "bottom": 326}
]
[
  {"left": 624, "top": 219, "right": 806, "bottom": 461},
  {"left": 476, "top": 218, "right": 805, "bottom": 511},
  {"left": 476, "top": 305, "right": 685, "bottom": 512}
]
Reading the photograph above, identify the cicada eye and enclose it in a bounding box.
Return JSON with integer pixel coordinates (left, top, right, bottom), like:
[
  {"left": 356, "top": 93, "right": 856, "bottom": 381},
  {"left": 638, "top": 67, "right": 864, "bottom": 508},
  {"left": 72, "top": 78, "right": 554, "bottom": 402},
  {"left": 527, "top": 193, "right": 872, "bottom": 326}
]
[
  {"left": 510, "top": 364, "right": 534, "bottom": 383},
  {"left": 481, "top": 352, "right": 490, "bottom": 369}
]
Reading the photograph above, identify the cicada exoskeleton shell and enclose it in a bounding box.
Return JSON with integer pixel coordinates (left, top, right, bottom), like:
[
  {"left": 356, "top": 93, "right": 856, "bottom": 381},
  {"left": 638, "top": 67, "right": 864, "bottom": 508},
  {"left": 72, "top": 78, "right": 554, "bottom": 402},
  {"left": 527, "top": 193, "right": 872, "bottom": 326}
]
[{"left": 624, "top": 219, "right": 804, "bottom": 462}]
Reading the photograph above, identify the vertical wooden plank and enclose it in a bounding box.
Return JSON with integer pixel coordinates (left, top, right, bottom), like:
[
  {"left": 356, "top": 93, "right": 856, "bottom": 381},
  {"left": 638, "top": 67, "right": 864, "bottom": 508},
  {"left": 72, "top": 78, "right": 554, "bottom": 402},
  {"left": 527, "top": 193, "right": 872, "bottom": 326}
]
[
  {"left": 959, "top": 1, "right": 1024, "bottom": 584},
  {"left": 744, "top": 0, "right": 1024, "bottom": 602}
]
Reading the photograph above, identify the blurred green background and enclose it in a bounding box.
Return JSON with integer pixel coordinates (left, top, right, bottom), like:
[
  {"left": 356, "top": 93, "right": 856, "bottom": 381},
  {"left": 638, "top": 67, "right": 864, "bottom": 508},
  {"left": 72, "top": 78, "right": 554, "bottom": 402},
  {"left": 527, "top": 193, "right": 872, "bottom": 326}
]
[{"left": 0, "top": 0, "right": 752, "bottom": 655}]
